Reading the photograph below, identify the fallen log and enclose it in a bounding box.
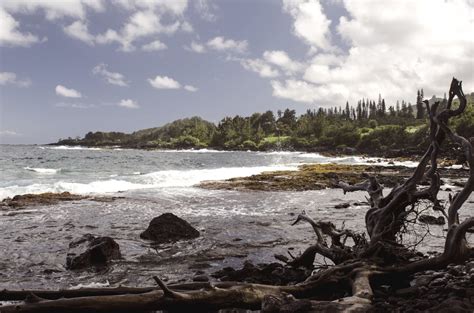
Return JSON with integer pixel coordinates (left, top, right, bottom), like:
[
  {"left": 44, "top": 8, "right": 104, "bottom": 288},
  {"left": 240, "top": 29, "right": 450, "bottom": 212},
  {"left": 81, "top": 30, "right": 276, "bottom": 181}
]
[{"left": 0, "top": 282, "right": 232, "bottom": 301}]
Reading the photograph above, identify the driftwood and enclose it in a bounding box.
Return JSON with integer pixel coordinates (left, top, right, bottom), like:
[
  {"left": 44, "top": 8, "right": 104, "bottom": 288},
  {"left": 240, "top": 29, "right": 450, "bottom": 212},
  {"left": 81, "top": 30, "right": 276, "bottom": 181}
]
[{"left": 1, "top": 78, "right": 472, "bottom": 312}]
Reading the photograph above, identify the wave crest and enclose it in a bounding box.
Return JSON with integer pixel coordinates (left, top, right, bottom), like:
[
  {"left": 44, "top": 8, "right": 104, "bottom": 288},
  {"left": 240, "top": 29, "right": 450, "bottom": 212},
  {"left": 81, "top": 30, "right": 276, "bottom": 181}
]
[{"left": 24, "top": 167, "right": 61, "bottom": 174}]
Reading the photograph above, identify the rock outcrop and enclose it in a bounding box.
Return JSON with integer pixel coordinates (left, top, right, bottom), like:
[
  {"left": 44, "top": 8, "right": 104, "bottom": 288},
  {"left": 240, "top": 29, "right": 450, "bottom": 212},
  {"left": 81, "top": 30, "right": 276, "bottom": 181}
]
[
  {"left": 140, "top": 213, "right": 200, "bottom": 243},
  {"left": 1, "top": 192, "right": 85, "bottom": 208},
  {"left": 66, "top": 234, "right": 121, "bottom": 270}
]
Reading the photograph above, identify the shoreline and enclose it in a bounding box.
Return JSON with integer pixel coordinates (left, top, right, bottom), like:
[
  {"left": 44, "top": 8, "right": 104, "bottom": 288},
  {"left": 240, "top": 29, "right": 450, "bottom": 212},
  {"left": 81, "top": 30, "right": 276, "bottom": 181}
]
[
  {"left": 1, "top": 163, "right": 468, "bottom": 205},
  {"left": 46, "top": 142, "right": 466, "bottom": 167},
  {"left": 198, "top": 163, "right": 469, "bottom": 192},
  {"left": 46, "top": 142, "right": 428, "bottom": 159}
]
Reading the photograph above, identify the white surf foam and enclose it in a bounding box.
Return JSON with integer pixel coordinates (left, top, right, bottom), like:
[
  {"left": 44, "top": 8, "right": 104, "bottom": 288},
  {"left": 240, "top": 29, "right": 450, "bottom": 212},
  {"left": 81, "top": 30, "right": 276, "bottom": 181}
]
[
  {"left": 155, "top": 148, "right": 231, "bottom": 153},
  {"left": 48, "top": 146, "right": 103, "bottom": 151},
  {"left": 70, "top": 281, "right": 110, "bottom": 289},
  {"left": 141, "top": 164, "right": 299, "bottom": 188},
  {"left": 259, "top": 151, "right": 300, "bottom": 156},
  {"left": 297, "top": 153, "right": 419, "bottom": 168},
  {"left": 0, "top": 164, "right": 299, "bottom": 200},
  {"left": 0, "top": 179, "right": 149, "bottom": 200},
  {"left": 24, "top": 167, "right": 61, "bottom": 174}
]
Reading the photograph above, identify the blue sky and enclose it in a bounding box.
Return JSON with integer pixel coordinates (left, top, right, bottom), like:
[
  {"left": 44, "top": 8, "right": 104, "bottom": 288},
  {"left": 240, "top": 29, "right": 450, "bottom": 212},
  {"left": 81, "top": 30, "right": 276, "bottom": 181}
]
[{"left": 0, "top": 0, "right": 473, "bottom": 144}]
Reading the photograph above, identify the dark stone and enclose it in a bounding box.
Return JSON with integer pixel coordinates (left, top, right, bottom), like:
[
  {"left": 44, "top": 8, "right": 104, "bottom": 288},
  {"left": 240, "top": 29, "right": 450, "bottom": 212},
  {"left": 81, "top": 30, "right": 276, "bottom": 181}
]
[
  {"left": 419, "top": 214, "right": 446, "bottom": 225},
  {"left": 430, "top": 297, "right": 473, "bottom": 313},
  {"left": 413, "top": 274, "right": 434, "bottom": 287},
  {"left": 429, "top": 277, "right": 448, "bottom": 288},
  {"left": 280, "top": 300, "right": 312, "bottom": 313},
  {"left": 140, "top": 213, "right": 199, "bottom": 243},
  {"left": 193, "top": 275, "right": 209, "bottom": 282},
  {"left": 212, "top": 261, "right": 310, "bottom": 285},
  {"left": 395, "top": 286, "right": 419, "bottom": 296},
  {"left": 2, "top": 192, "right": 86, "bottom": 208},
  {"left": 66, "top": 234, "right": 121, "bottom": 270},
  {"left": 188, "top": 262, "right": 211, "bottom": 269},
  {"left": 334, "top": 202, "right": 350, "bottom": 209},
  {"left": 261, "top": 294, "right": 312, "bottom": 313}
]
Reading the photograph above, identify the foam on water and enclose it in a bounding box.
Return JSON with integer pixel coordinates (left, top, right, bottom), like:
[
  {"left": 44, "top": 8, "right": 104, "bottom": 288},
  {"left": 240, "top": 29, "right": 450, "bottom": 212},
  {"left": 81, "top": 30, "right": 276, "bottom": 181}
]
[
  {"left": 24, "top": 167, "right": 61, "bottom": 174},
  {"left": 70, "top": 281, "right": 110, "bottom": 289},
  {"left": 47, "top": 146, "right": 103, "bottom": 151},
  {"left": 141, "top": 164, "right": 298, "bottom": 187},
  {"left": 0, "top": 164, "right": 299, "bottom": 200},
  {"left": 297, "top": 153, "right": 419, "bottom": 168},
  {"left": 156, "top": 148, "right": 232, "bottom": 153}
]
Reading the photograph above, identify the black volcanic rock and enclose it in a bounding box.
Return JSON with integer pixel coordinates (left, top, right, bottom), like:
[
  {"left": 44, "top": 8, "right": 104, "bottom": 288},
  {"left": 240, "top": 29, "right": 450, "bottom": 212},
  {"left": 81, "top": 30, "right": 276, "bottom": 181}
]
[
  {"left": 140, "top": 213, "right": 200, "bottom": 243},
  {"left": 66, "top": 234, "right": 121, "bottom": 270},
  {"left": 419, "top": 215, "right": 446, "bottom": 225}
]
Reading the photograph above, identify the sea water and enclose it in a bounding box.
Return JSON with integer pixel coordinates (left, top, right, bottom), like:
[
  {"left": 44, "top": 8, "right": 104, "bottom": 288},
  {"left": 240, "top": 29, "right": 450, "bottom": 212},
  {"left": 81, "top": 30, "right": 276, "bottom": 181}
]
[{"left": 0, "top": 145, "right": 467, "bottom": 289}]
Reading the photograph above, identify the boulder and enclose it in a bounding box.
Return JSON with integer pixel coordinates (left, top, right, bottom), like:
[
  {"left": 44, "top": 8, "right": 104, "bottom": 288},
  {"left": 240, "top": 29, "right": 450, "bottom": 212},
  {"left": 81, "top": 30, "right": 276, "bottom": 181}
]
[
  {"left": 66, "top": 234, "right": 121, "bottom": 270},
  {"left": 419, "top": 215, "right": 446, "bottom": 225},
  {"left": 335, "top": 202, "right": 350, "bottom": 209},
  {"left": 140, "top": 213, "right": 199, "bottom": 243}
]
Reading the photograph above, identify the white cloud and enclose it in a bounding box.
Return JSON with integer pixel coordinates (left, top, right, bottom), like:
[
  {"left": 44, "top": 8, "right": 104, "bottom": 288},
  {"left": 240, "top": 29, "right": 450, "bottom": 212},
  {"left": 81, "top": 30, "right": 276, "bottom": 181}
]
[
  {"left": 118, "top": 98, "right": 139, "bottom": 109},
  {"left": 148, "top": 75, "right": 181, "bottom": 89},
  {"left": 263, "top": 50, "right": 303, "bottom": 74},
  {"left": 113, "top": 0, "right": 188, "bottom": 15},
  {"left": 55, "top": 85, "right": 82, "bottom": 98},
  {"left": 194, "top": 0, "right": 217, "bottom": 22},
  {"left": 142, "top": 40, "right": 167, "bottom": 51},
  {"left": 240, "top": 59, "right": 280, "bottom": 78},
  {"left": 239, "top": 50, "right": 301, "bottom": 79},
  {"left": 55, "top": 102, "right": 96, "bottom": 109},
  {"left": 1, "top": 1, "right": 192, "bottom": 51},
  {"left": 207, "top": 36, "right": 248, "bottom": 53},
  {"left": 96, "top": 10, "right": 181, "bottom": 51},
  {"left": 282, "top": 0, "right": 333, "bottom": 51},
  {"left": 1, "top": 0, "right": 104, "bottom": 21},
  {"left": 0, "top": 8, "right": 40, "bottom": 47},
  {"left": 184, "top": 85, "right": 198, "bottom": 92},
  {"left": 268, "top": 0, "right": 474, "bottom": 106},
  {"left": 0, "top": 72, "right": 31, "bottom": 87},
  {"left": 0, "top": 1, "right": 103, "bottom": 47},
  {"left": 271, "top": 79, "right": 349, "bottom": 103},
  {"left": 180, "top": 21, "right": 194, "bottom": 32},
  {"left": 0, "top": 130, "right": 20, "bottom": 137},
  {"left": 92, "top": 63, "right": 128, "bottom": 86},
  {"left": 63, "top": 20, "right": 95, "bottom": 45},
  {"left": 185, "top": 41, "right": 206, "bottom": 53}
]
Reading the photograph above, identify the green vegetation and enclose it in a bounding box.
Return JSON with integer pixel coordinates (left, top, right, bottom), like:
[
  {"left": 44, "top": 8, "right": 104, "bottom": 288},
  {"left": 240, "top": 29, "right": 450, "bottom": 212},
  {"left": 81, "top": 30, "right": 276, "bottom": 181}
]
[{"left": 56, "top": 93, "right": 474, "bottom": 157}]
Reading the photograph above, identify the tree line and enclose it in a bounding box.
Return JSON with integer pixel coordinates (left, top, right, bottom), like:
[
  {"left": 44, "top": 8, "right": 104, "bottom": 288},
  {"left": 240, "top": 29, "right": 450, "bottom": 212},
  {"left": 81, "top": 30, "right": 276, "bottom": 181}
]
[{"left": 56, "top": 91, "right": 473, "bottom": 156}]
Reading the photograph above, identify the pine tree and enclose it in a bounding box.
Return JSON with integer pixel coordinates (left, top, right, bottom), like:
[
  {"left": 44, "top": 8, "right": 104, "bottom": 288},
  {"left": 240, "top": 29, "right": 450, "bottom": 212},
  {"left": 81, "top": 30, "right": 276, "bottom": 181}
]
[{"left": 416, "top": 89, "right": 425, "bottom": 119}]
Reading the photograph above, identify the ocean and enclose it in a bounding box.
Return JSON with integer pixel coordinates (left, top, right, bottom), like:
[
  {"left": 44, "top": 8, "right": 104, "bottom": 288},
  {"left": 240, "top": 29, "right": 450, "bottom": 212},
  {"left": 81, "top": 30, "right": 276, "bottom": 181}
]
[{"left": 0, "top": 145, "right": 461, "bottom": 289}]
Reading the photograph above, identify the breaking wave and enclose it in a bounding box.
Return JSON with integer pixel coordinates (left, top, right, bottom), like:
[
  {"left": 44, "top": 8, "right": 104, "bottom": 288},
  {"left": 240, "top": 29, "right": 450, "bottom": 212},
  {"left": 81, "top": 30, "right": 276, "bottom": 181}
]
[
  {"left": 24, "top": 167, "right": 61, "bottom": 174},
  {"left": 0, "top": 164, "right": 298, "bottom": 200}
]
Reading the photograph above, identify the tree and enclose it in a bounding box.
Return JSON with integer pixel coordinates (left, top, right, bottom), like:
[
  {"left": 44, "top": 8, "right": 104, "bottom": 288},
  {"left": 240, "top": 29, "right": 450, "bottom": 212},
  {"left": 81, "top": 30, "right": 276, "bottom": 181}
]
[{"left": 416, "top": 89, "right": 425, "bottom": 119}]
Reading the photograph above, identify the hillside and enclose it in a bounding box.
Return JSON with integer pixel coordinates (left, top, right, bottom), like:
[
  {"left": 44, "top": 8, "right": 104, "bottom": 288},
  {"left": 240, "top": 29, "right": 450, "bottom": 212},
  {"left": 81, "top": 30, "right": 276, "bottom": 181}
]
[{"left": 55, "top": 94, "right": 474, "bottom": 158}]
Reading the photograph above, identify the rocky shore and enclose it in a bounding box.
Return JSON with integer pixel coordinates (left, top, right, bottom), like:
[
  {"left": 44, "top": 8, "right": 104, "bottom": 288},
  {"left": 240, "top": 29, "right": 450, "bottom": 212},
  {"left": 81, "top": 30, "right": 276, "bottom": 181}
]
[
  {"left": 374, "top": 258, "right": 474, "bottom": 312},
  {"left": 199, "top": 163, "right": 469, "bottom": 192},
  {"left": 0, "top": 192, "right": 122, "bottom": 209}
]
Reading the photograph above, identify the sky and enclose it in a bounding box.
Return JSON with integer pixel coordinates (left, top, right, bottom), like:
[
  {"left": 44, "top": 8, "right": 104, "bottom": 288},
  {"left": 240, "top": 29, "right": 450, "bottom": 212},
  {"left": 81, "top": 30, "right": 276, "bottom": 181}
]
[{"left": 0, "top": 0, "right": 473, "bottom": 144}]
